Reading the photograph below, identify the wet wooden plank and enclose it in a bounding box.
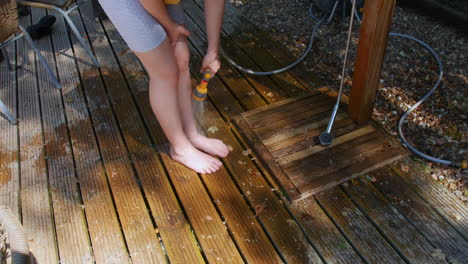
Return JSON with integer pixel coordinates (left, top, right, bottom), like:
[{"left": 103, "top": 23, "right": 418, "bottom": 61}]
[
  {"left": 186, "top": 0, "right": 307, "bottom": 100},
  {"left": 369, "top": 168, "right": 468, "bottom": 263},
  {"left": 268, "top": 118, "right": 356, "bottom": 158},
  {"left": 232, "top": 115, "right": 301, "bottom": 202},
  {"left": 187, "top": 80, "right": 283, "bottom": 263},
  {"left": 390, "top": 159, "right": 468, "bottom": 239},
  {"left": 100, "top": 8, "right": 282, "bottom": 262},
  {"left": 99, "top": 14, "right": 208, "bottom": 264},
  {"left": 200, "top": 114, "right": 322, "bottom": 262},
  {"left": 157, "top": 147, "right": 245, "bottom": 263},
  {"left": 296, "top": 146, "right": 404, "bottom": 198},
  {"left": 290, "top": 198, "right": 364, "bottom": 263},
  {"left": 17, "top": 12, "right": 59, "bottom": 264},
  {"left": 279, "top": 126, "right": 376, "bottom": 167},
  {"left": 70, "top": 4, "right": 166, "bottom": 263},
  {"left": 31, "top": 7, "right": 92, "bottom": 263},
  {"left": 0, "top": 45, "right": 19, "bottom": 218},
  {"left": 186, "top": 17, "right": 269, "bottom": 109},
  {"left": 254, "top": 110, "right": 336, "bottom": 145},
  {"left": 47, "top": 8, "right": 132, "bottom": 264},
  {"left": 316, "top": 188, "right": 404, "bottom": 263},
  {"left": 204, "top": 0, "right": 323, "bottom": 90},
  {"left": 342, "top": 177, "right": 446, "bottom": 263}
]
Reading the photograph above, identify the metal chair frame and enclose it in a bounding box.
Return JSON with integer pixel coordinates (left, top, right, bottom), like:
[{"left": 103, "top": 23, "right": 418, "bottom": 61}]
[
  {"left": 17, "top": 0, "right": 100, "bottom": 67},
  {"left": 0, "top": 25, "right": 62, "bottom": 125}
]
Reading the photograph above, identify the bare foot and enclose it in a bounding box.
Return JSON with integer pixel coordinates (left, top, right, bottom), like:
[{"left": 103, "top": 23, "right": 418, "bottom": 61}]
[
  {"left": 170, "top": 145, "right": 222, "bottom": 174},
  {"left": 189, "top": 135, "right": 230, "bottom": 158}
]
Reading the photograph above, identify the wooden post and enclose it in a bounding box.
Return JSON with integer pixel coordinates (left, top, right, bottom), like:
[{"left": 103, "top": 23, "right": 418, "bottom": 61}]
[
  {"left": 0, "top": 0, "right": 18, "bottom": 43},
  {"left": 348, "top": 0, "right": 396, "bottom": 124}
]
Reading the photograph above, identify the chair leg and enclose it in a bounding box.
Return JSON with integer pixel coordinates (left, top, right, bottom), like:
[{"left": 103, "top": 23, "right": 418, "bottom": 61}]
[
  {"left": 2, "top": 47, "right": 14, "bottom": 71},
  {"left": 20, "top": 26, "right": 62, "bottom": 89},
  {"left": 57, "top": 6, "right": 100, "bottom": 68},
  {"left": 0, "top": 99, "right": 17, "bottom": 125}
]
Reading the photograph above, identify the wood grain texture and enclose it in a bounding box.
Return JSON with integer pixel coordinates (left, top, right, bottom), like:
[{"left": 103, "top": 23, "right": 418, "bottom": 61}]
[
  {"left": 31, "top": 7, "right": 92, "bottom": 263},
  {"left": 370, "top": 168, "right": 468, "bottom": 263},
  {"left": 0, "top": 45, "right": 19, "bottom": 218},
  {"left": 17, "top": 12, "right": 59, "bottom": 264},
  {"left": 71, "top": 3, "right": 166, "bottom": 263},
  {"left": 186, "top": 0, "right": 306, "bottom": 97},
  {"left": 316, "top": 188, "right": 404, "bottom": 263},
  {"left": 290, "top": 198, "right": 364, "bottom": 263},
  {"left": 158, "top": 145, "right": 244, "bottom": 264},
  {"left": 48, "top": 8, "right": 131, "bottom": 264},
  {"left": 390, "top": 159, "right": 468, "bottom": 240},
  {"left": 348, "top": 0, "right": 396, "bottom": 123},
  {"left": 99, "top": 18, "right": 206, "bottom": 264},
  {"left": 343, "top": 177, "right": 445, "bottom": 263},
  {"left": 214, "top": 0, "right": 324, "bottom": 90}
]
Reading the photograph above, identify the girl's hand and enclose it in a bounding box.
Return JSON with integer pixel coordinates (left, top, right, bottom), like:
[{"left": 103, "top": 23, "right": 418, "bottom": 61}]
[
  {"left": 201, "top": 50, "right": 221, "bottom": 74},
  {"left": 166, "top": 23, "right": 191, "bottom": 46}
]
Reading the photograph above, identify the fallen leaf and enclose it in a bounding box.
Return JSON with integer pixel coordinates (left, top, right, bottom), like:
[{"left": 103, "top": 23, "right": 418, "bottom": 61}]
[
  {"left": 255, "top": 204, "right": 265, "bottom": 215},
  {"left": 242, "top": 149, "right": 252, "bottom": 156},
  {"left": 450, "top": 213, "right": 462, "bottom": 221},
  {"left": 207, "top": 126, "right": 219, "bottom": 134},
  {"left": 431, "top": 249, "right": 445, "bottom": 261},
  {"left": 354, "top": 208, "right": 363, "bottom": 216},
  {"left": 400, "top": 163, "right": 409, "bottom": 172}
]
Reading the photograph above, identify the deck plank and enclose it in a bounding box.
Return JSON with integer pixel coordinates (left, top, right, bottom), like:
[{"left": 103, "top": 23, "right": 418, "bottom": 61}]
[
  {"left": 290, "top": 198, "right": 364, "bottom": 263},
  {"left": 390, "top": 159, "right": 468, "bottom": 239},
  {"left": 316, "top": 188, "right": 404, "bottom": 263},
  {"left": 0, "top": 45, "right": 19, "bottom": 219},
  {"left": 98, "top": 15, "right": 207, "bottom": 264},
  {"left": 31, "top": 7, "right": 93, "bottom": 263},
  {"left": 47, "top": 8, "right": 132, "bottom": 264},
  {"left": 215, "top": 0, "right": 323, "bottom": 89},
  {"left": 184, "top": 1, "right": 288, "bottom": 103},
  {"left": 99, "top": 9, "right": 282, "bottom": 263},
  {"left": 198, "top": 100, "right": 323, "bottom": 264},
  {"left": 70, "top": 4, "right": 166, "bottom": 263},
  {"left": 369, "top": 168, "right": 468, "bottom": 263},
  {"left": 17, "top": 11, "right": 59, "bottom": 264},
  {"left": 191, "top": 0, "right": 313, "bottom": 95},
  {"left": 343, "top": 177, "right": 446, "bottom": 263}
]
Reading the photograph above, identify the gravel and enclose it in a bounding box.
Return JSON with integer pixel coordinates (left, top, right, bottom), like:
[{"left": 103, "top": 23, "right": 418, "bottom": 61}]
[{"left": 230, "top": 0, "right": 467, "bottom": 202}]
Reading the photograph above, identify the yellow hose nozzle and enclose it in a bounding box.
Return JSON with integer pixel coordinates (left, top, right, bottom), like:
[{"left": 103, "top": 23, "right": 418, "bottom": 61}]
[{"left": 192, "top": 70, "right": 213, "bottom": 101}]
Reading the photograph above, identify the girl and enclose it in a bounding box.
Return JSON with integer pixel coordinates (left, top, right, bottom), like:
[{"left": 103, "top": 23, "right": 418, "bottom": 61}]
[{"left": 98, "top": 0, "right": 229, "bottom": 173}]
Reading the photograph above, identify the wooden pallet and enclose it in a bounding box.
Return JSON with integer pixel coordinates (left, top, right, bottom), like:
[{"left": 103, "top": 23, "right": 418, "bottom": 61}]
[{"left": 233, "top": 93, "right": 407, "bottom": 202}]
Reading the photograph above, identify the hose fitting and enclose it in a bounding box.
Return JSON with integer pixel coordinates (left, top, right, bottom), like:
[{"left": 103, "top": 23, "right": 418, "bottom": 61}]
[{"left": 192, "top": 70, "right": 213, "bottom": 101}]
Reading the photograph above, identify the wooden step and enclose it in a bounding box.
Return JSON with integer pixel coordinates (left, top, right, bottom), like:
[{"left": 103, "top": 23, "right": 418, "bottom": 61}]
[{"left": 233, "top": 94, "right": 408, "bottom": 202}]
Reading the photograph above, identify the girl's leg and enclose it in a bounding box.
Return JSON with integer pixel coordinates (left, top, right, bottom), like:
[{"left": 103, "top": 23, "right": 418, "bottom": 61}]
[
  {"left": 135, "top": 39, "right": 222, "bottom": 174},
  {"left": 173, "top": 37, "right": 230, "bottom": 158}
]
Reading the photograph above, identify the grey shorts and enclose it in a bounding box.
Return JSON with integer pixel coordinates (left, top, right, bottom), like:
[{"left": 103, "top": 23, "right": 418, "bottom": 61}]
[{"left": 98, "top": 0, "right": 185, "bottom": 52}]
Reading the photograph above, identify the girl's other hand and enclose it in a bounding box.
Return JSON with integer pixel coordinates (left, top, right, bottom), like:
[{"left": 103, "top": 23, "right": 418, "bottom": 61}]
[
  {"left": 166, "top": 23, "right": 191, "bottom": 46},
  {"left": 201, "top": 50, "right": 220, "bottom": 74}
]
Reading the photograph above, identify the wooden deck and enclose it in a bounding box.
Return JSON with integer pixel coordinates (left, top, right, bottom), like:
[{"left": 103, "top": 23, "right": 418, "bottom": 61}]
[{"left": 0, "top": 0, "right": 467, "bottom": 263}]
